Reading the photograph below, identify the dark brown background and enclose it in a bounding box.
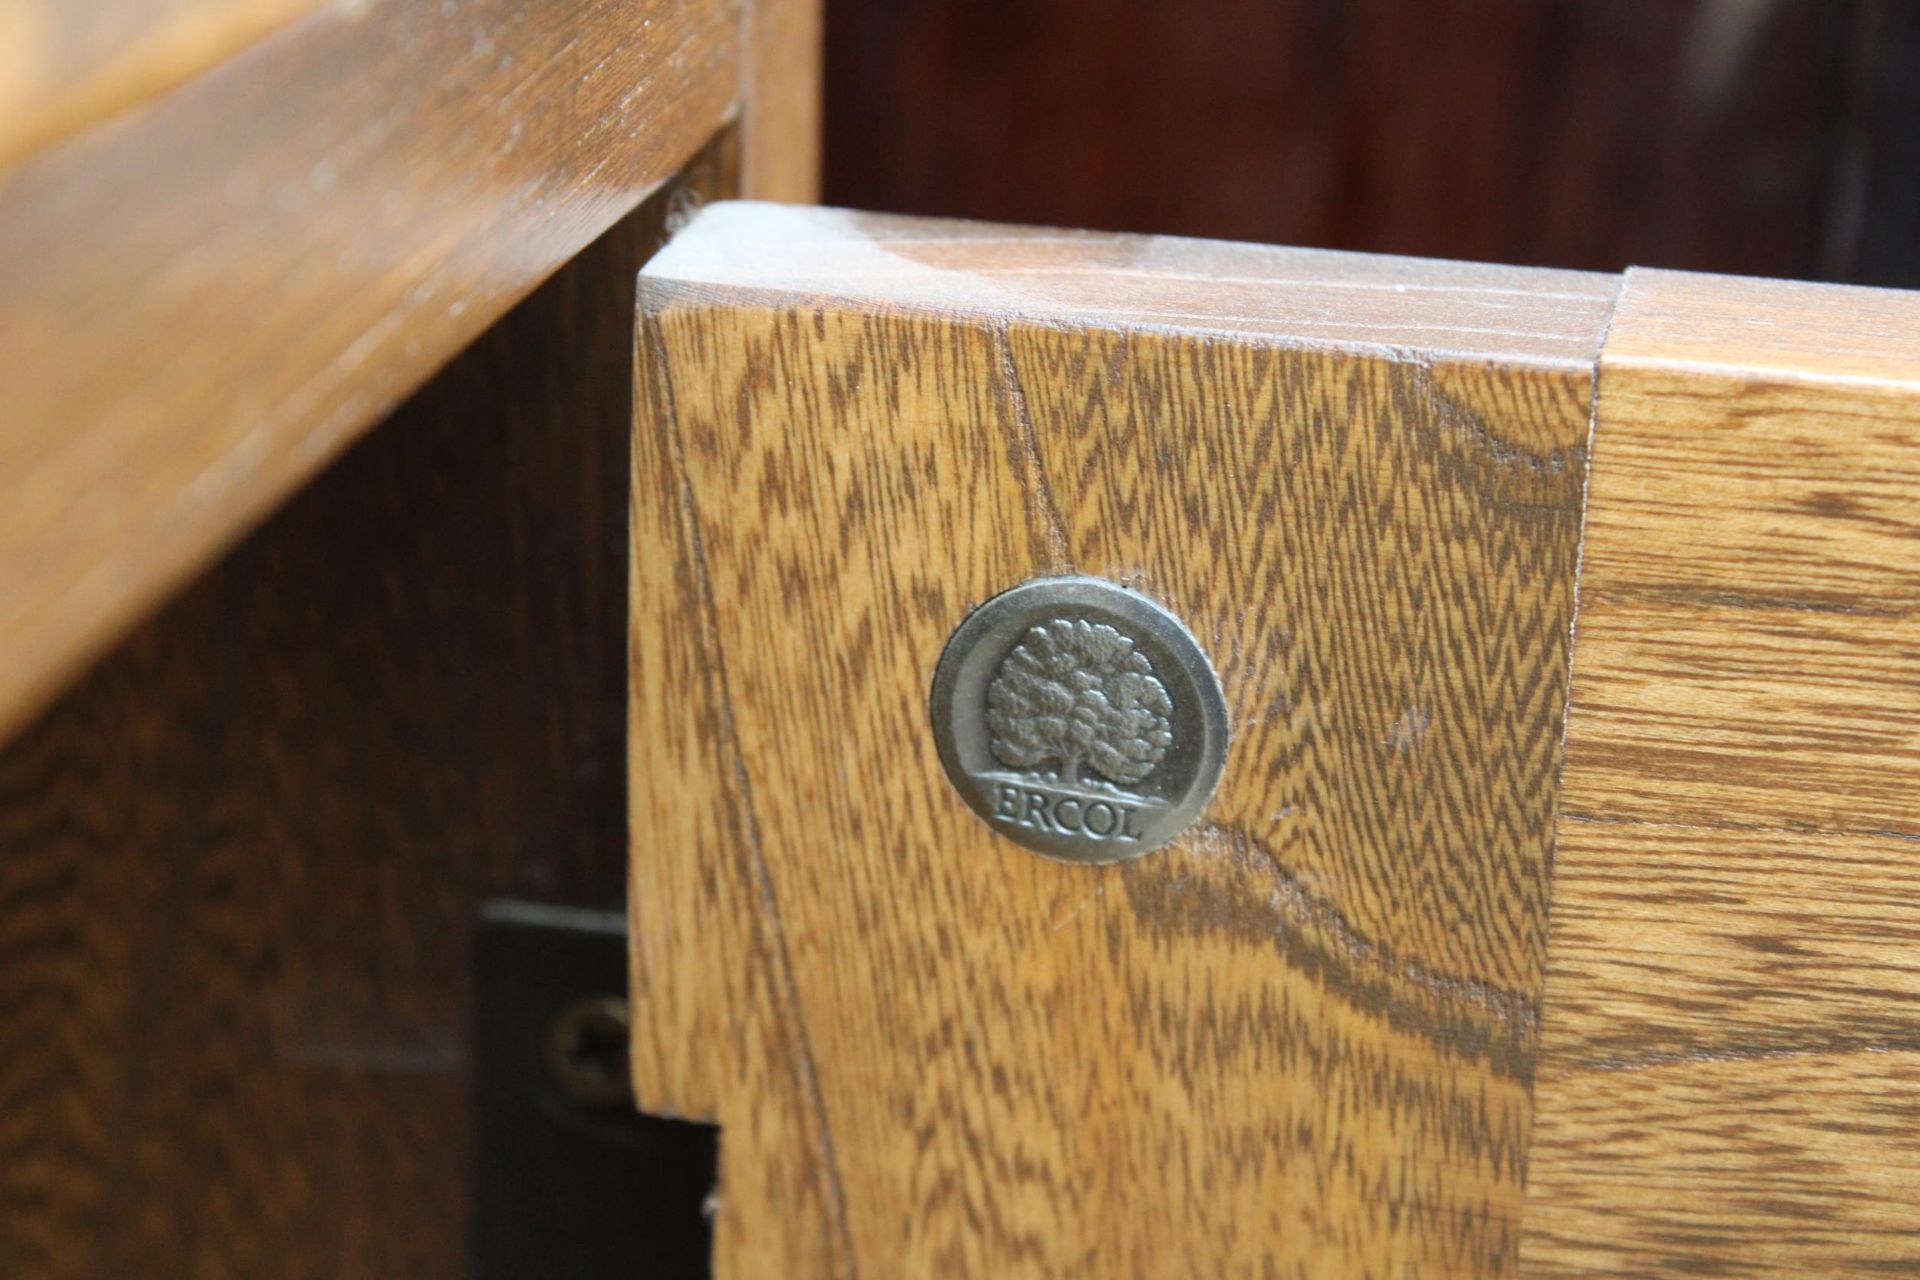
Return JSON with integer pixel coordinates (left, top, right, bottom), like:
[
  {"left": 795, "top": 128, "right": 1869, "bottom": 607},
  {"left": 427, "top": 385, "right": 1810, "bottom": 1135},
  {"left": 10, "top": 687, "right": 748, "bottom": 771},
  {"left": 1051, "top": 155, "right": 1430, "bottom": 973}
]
[
  {"left": 3, "top": 5, "right": 1918, "bottom": 1279},
  {"left": 825, "top": 0, "right": 1920, "bottom": 286}
]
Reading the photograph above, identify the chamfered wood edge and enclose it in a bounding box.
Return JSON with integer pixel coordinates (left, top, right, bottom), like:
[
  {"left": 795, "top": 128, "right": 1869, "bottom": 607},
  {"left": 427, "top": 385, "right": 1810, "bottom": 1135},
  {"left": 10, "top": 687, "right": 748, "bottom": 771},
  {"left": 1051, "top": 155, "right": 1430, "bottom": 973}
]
[
  {"left": 0, "top": 0, "right": 748, "bottom": 744},
  {"left": 739, "top": 0, "right": 822, "bottom": 202},
  {"left": 1601, "top": 265, "right": 1920, "bottom": 388},
  {"left": 638, "top": 202, "right": 1620, "bottom": 374}
]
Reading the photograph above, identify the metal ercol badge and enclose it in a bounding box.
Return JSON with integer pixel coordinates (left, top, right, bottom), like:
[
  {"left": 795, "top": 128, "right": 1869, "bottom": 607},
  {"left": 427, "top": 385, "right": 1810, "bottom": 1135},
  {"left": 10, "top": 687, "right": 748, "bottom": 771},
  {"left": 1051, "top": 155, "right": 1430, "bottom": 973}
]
[{"left": 929, "top": 576, "right": 1228, "bottom": 864}]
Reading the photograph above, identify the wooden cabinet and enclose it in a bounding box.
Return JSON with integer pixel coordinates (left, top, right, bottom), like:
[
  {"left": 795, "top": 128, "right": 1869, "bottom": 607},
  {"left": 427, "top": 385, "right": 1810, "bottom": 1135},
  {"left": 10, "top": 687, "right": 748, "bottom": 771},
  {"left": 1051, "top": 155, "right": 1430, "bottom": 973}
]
[
  {"left": 3, "top": 3, "right": 1918, "bottom": 1276},
  {"left": 631, "top": 205, "right": 1920, "bottom": 1276}
]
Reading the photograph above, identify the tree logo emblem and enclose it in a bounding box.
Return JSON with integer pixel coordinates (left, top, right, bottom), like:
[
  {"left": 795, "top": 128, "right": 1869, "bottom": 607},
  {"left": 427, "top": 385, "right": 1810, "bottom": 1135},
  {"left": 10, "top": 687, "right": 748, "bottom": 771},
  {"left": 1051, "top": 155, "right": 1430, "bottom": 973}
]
[
  {"left": 985, "top": 618, "right": 1174, "bottom": 790},
  {"left": 929, "top": 576, "right": 1228, "bottom": 864}
]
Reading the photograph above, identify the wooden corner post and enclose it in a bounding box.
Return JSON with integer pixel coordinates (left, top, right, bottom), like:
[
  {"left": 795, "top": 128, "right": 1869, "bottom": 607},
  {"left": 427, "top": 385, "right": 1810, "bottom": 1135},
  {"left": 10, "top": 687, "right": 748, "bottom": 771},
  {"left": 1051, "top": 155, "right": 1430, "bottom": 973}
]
[{"left": 628, "top": 203, "right": 1610, "bottom": 1276}]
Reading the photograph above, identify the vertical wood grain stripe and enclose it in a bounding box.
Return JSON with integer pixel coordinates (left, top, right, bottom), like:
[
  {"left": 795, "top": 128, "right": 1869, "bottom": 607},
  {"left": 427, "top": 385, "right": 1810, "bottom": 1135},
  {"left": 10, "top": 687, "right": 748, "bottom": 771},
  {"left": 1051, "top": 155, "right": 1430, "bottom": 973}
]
[
  {"left": 630, "top": 204, "right": 1610, "bottom": 1276},
  {"left": 739, "top": 0, "right": 821, "bottom": 202},
  {"left": 1523, "top": 269, "right": 1920, "bottom": 1276}
]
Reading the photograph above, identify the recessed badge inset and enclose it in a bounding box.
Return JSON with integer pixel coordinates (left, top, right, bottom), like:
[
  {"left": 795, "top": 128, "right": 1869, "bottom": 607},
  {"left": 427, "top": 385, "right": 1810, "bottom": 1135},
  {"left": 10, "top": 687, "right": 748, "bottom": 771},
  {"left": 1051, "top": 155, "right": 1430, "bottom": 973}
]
[{"left": 930, "top": 576, "right": 1228, "bottom": 864}]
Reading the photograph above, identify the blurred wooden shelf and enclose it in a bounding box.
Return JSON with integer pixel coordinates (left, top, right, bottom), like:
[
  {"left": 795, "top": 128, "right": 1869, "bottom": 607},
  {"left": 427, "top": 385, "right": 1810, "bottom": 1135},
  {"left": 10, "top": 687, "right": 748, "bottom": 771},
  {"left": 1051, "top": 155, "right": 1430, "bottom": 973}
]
[{"left": 0, "top": 0, "right": 820, "bottom": 741}]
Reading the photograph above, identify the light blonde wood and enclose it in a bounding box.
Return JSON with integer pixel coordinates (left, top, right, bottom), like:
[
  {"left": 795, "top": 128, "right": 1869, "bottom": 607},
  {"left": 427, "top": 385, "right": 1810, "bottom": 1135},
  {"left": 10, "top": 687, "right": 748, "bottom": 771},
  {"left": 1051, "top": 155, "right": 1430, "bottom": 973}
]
[
  {"left": 0, "top": 0, "right": 318, "bottom": 166},
  {"left": 0, "top": 0, "right": 742, "bottom": 741},
  {"left": 630, "top": 203, "right": 1611, "bottom": 1276},
  {"left": 1523, "top": 269, "right": 1920, "bottom": 1276},
  {"left": 741, "top": 0, "right": 821, "bottom": 202}
]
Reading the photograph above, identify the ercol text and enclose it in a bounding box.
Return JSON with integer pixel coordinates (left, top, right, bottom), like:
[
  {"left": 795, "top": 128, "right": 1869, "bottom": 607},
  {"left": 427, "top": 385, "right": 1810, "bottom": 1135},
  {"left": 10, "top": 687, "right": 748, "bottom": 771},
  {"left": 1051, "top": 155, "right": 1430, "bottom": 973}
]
[{"left": 993, "top": 784, "right": 1144, "bottom": 841}]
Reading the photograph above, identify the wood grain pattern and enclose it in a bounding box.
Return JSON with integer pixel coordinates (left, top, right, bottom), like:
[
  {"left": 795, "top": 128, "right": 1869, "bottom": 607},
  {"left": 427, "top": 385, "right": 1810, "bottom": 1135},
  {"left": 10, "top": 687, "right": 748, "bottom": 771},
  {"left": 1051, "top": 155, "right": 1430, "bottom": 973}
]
[
  {"left": 0, "top": 0, "right": 318, "bottom": 165},
  {"left": 0, "top": 0, "right": 740, "bottom": 742},
  {"left": 1522, "top": 269, "right": 1920, "bottom": 1276},
  {"left": 0, "top": 135, "right": 736, "bottom": 1280},
  {"left": 629, "top": 203, "right": 1609, "bottom": 1276}
]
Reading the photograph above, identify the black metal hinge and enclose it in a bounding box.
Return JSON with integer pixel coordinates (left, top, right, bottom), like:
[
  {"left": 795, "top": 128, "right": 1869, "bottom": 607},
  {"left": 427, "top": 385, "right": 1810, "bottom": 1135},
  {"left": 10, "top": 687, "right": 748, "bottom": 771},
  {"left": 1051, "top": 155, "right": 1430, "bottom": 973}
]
[{"left": 474, "top": 901, "right": 715, "bottom": 1279}]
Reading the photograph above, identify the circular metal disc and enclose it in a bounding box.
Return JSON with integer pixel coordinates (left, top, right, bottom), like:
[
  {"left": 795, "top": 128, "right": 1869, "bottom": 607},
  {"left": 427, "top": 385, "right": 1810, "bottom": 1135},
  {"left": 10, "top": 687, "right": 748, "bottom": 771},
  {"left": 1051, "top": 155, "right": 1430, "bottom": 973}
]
[{"left": 929, "top": 576, "right": 1228, "bottom": 865}]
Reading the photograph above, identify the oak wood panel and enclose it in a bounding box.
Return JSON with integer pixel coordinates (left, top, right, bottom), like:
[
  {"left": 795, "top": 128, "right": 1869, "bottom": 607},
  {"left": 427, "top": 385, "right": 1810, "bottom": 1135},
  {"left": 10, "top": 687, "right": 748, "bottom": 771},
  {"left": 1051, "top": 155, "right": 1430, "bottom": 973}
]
[
  {"left": 1522, "top": 269, "right": 1920, "bottom": 1276},
  {"left": 0, "top": 135, "right": 735, "bottom": 1280},
  {"left": 0, "top": 0, "right": 741, "bottom": 743},
  {"left": 0, "top": 0, "right": 318, "bottom": 166},
  {"left": 629, "top": 203, "right": 1610, "bottom": 1276},
  {"left": 1526, "top": 1048, "right": 1920, "bottom": 1274}
]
